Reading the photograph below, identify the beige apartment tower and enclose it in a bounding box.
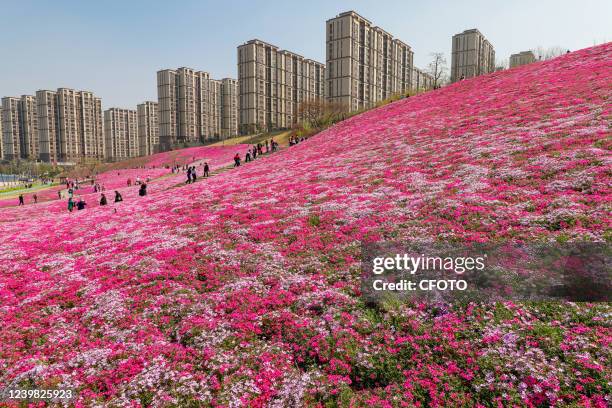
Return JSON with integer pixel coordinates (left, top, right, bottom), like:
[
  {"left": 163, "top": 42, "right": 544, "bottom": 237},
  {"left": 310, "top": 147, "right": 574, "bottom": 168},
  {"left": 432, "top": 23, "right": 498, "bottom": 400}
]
[
  {"left": 104, "top": 108, "right": 138, "bottom": 161},
  {"left": 57, "top": 89, "right": 103, "bottom": 161},
  {"left": 157, "top": 67, "right": 226, "bottom": 151},
  {"left": 1, "top": 95, "right": 39, "bottom": 161},
  {"left": 237, "top": 39, "right": 325, "bottom": 134},
  {"left": 36, "top": 88, "right": 104, "bottom": 163},
  {"left": 36, "top": 90, "right": 59, "bottom": 163},
  {"left": 411, "top": 68, "right": 435, "bottom": 92},
  {"left": 176, "top": 68, "right": 210, "bottom": 143},
  {"left": 221, "top": 78, "right": 239, "bottom": 138},
  {"left": 451, "top": 29, "right": 495, "bottom": 82},
  {"left": 326, "top": 11, "right": 414, "bottom": 112},
  {"left": 137, "top": 101, "right": 159, "bottom": 156},
  {"left": 208, "top": 79, "right": 222, "bottom": 138},
  {"left": 21, "top": 95, "right": 39, "bottom": 160},
  {"left": 1, "top": 97, "right": 23, "bottom": 160},
  {"left": 157, "top": 69, "right": 178, "bottom": 151},
  {"left": 80, "top": 91, "right": 104, "bottom": 160},
  {"left": 510, "top": 51, "right": 536, "bottom": 68}
]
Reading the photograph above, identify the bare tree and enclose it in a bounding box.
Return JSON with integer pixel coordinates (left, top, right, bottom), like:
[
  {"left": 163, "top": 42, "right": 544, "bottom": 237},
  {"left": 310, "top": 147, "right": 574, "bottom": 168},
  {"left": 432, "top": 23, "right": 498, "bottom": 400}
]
[
  {"left": 427, "top": 52, "right": 448, "bottom": 89},
  {"left": 532, "top": 46, "right": 566, "bottom": 61},
  {"left": 495, "top": 58, "right": 509, "bottom": 71},
  {"left": 299, "top": 99, "right": 327, "bottom": 129},
  {"left": 298, "top": 99, "right": 348, "bottom": 129}
]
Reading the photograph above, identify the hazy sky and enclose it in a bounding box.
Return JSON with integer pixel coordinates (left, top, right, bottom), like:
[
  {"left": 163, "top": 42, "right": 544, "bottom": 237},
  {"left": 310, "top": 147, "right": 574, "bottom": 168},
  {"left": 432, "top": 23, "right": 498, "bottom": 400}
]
[{"left": 1, "top": 0, "right": 610, "bottom": 108}]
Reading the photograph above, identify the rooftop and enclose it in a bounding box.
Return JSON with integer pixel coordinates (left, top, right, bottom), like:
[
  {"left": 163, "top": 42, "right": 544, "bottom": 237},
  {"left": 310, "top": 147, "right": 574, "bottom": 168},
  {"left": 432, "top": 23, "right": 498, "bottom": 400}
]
[{"left": 329, "top": 10, "right": 372, "bottom": 25}]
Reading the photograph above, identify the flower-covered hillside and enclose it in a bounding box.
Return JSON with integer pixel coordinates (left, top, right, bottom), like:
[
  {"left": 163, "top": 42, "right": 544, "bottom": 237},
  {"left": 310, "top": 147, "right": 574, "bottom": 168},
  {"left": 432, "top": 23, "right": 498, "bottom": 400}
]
[
  {"left": 144, "top": 145, "right": 250, "bottom": 168},
  {"left": 0, "top": 44, "right": 610, "bottom": 406},
  {"left": 0, "top": 144, "right": 250, "bottom": 210}
]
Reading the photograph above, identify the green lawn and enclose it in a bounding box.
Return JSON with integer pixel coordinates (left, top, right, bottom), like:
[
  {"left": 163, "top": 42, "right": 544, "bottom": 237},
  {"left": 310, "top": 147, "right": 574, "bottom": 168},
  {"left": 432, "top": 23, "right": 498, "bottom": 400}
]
[{"left": 0, "top": 182, "right": 59, "bottom": 198}]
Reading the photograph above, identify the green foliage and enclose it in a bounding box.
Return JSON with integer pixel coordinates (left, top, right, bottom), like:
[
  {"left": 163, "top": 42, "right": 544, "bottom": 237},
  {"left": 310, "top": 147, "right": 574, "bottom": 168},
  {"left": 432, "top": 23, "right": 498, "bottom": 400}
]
[
  {"left": 493, "top": 303, "right": 515, "bottom": 323},
  {"left": 308, "top": 214, "right": 321, "bottom": 227}
]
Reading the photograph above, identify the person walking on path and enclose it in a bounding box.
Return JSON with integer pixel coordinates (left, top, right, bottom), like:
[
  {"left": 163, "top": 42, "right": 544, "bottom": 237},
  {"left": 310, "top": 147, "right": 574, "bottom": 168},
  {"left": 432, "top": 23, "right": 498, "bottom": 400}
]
[
  {"left": 234, "top": 153, "right": 241, "bottom": 167},
  {"left": 191, "top": 167, "right": 197, "bottom": 182},
  {"left": 203, "top": 162, "right": 210, "bottom": 177},
  {"left": 100, "top": 194, "right": 108, "bottom": 206},
  {"left": 186, "top": 167, "right": 193, "bottom": 184},
  {"left": 114, "top": 191, "right": 123, "bottom": 203},
  {"left": 68, "top": 197, "right": 75, "bottom": 212},
  {"left": 245, "top": 151, "right": 252, "bottom": 162},
  {"left": 18, "top": 194, "right": 24, "bottom": 206},
  {"left": 58, "top": 190, "right": 62, "bottom": 199},
  {"left": 33, "top": 194, "right": 38, "bottom": 204},
  {"left": 139, "top": 183, "right": 147, "bottom": 197}
]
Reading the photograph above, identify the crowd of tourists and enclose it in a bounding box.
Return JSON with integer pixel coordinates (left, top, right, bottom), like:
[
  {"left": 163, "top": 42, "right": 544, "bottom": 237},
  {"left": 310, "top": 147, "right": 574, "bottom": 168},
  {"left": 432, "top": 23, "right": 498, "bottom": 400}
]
[
  {"left": 243, "top": 139, "right": 279, "bottom": 164},
  {"left": 17, "top": 136, "right": 289, "bottom": 212},
  {"left": 288, "top": 136, "right": 308, "bottom": 146}
]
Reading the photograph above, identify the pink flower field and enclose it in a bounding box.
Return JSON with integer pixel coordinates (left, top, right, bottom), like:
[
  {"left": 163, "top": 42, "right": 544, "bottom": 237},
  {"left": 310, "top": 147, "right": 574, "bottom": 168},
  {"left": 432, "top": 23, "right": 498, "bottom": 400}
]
[
  {"left": 0, "top": 185, "right": 64, "bottom": 209},
  {"left": 0, "top": 144, "right": 250, "bottom": 209},
  {"left": 0, "top": 145, "right": 248, "bottom": 223},
  {"left": 144, "top": 145, "right": 251, "bottom": 168},
  {"left": 0, "top": 44, "right": 610, "bottom": 407}
]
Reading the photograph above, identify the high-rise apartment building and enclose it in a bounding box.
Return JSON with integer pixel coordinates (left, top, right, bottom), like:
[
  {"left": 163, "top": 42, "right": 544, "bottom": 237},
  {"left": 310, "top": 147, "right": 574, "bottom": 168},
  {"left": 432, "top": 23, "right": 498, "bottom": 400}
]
[
  {"left": 208, "top": 79, "right": 222, "bottom": 138},
  {"left": 221, "top": 78, "right": 239, "bottom": 138},
  {"left": 36, "top": 88, "right": 104, "bottom": 163},
  {"left": 157, "top": 69, "right": 178, "bottom": 151},
  {"left": 450, "top": 29, "right": 495, "bottom": 82},
  {"left": 176, "top": 68, "right": 206, "bottom": 143},
  {"left": 57, "top": 89, "right": 103, "bottom": 161},
  {"left": 36, "top": 90, "right": 59, "bottom": 163},
  {"left": 137, "top": 101, "right": 159, "bottom": 156},
  {"left": 21, "top": 95, "right": 39, "bottom": 160},
  {"left": 56, "top": 89, "right": 80, "bottom": 161},
  {"left": 0, "top": 95, "right": 39, "bottom": 161},
  {"left": 1, "top": 97, "right": 23, "bottom": 160},
  {"left": 510, "top": 51, "right": 536, "bottom": 68},
  {"left": 81, "top": 91, "right": 104, "bottom": 161},
  {"left": 299, "top": 57, "right": 326, "bottom": 106},
  {"left": 411, "top": 67, "right": 435, "bottom": 92},
  {"left": 104, "top": 108, "right": 138, "bottom": 161},
  {"left": 326, "top": 11, "right": 414, "bottom": 112},
  {"left": 237, "top": 39, "right": 325, "bottom": 134},
  {"left": 157, "top": 67, "right": 228, "bottom": 151}
]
